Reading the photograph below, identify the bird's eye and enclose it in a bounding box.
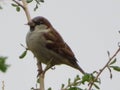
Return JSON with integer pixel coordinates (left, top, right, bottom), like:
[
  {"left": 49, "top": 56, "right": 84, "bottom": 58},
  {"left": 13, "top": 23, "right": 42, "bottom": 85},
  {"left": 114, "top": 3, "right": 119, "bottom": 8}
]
[{"left": 36, "top": 21, "right": 44, "bottom": 25}]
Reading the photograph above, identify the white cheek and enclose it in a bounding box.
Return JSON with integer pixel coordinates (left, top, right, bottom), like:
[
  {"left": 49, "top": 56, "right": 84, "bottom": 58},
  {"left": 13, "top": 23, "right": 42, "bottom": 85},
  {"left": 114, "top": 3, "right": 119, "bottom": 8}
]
[{"left": 26, "top": 26, "right": 50, "bottom": 51}]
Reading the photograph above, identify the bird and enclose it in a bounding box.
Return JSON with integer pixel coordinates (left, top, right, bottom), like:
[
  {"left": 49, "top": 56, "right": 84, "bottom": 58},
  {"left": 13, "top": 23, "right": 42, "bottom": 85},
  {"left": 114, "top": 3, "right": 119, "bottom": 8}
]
[{"left": 26, "top": 16, "right": 85, "bottom": 74}]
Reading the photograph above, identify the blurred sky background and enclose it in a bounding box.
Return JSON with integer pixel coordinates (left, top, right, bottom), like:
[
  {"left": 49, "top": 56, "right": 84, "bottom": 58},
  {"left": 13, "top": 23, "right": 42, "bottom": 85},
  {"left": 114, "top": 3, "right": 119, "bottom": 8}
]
[{"left": 0, "top": 0, "right": 120, "bottom": 90}]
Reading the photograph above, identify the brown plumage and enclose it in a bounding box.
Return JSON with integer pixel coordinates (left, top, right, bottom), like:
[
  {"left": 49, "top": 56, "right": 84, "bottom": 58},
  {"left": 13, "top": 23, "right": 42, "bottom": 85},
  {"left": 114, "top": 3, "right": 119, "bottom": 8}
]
[{"left": 26, "top": 16, "right": 85, "bottom": 74}]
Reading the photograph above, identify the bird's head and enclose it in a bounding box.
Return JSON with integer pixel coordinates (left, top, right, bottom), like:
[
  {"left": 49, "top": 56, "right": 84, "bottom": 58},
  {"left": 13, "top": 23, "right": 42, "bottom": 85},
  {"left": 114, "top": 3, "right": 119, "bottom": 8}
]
[{"left": 27, "top": 16, "right": 52, "bottom": 31}]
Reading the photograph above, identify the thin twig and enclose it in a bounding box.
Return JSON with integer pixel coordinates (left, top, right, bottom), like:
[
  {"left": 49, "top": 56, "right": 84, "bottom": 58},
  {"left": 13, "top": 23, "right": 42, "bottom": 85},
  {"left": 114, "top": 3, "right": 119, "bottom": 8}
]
[
  {"left": 2, "top": 81, "right": 5, "bottom": 90},
  {"left": 37, "top": 61, "right": 45, "bottom": 90},
  {"left": 88, "top": 47, "right": 120, "bottom": 90},
  {"left": 12, "top": 0, "right": 25, "bottom": 10}
]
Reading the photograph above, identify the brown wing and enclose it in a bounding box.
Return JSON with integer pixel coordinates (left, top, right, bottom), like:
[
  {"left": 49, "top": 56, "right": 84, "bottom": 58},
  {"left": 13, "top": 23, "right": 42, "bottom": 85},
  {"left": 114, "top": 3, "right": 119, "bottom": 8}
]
[{"left": 43, "top": 28, "right": 77, "bottom": 61}]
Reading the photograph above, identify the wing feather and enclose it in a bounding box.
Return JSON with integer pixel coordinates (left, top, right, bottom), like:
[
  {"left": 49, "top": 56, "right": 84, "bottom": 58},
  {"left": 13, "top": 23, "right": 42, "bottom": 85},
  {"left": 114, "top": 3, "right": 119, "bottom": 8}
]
[{"left": 43, "top": 28, "right": 76, "bottom": 61}]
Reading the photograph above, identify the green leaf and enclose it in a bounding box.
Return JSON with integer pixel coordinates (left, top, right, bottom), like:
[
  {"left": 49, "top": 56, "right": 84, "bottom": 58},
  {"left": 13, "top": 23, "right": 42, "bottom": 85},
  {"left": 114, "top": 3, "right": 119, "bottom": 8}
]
[
  {"left": 81, "top": 73, "right": 94, "bottom": 84},
  {"left": 107, "top": 67, "right": 112, "bottom": 79},
  {"left": 11, "top": 3, "right": 18, "bottom": 7},
  {"left": 61, "top": 84, "right": 65, "bottom": 89},
  {"left": 107, "top": 51, "right": 110, "bottom": 57},
  {"left": 34, "top": 4, "right": 38, "bottom": 11},
  {"left": 110, "top": 66, "right": 120, "bottom": 72},
  {"left": 68, "top": 78, "right": 71, "bottom": 86},
  {"left": 37, "top": 78, "right": 40, "bottom": 83},
  {"left": 73, "top": 75, "right": 81, "bottom": 86},
  {"left": 93, "top": 83, "right": 100, "bottom": 89},
  {"left": 16, "top": 6, "right": 20, "bottom": 12},
  {"left": 40, "top": 0, "right": 44, "bottom": 2},
  {"left": 19, "top": 50, "right": 27, "bottom": 59},
  {"left": 0, "top": 57, "right": 9, "bottom": 73},
  {"left": 0, "top": 5, "right": 2, "bottom": 9},
  {"left": 11, "top": 3, "right": 21, "bottom": 12},
  {"left": 26, "top": 0, "right": 33, "bottom": 3},
  {"left": 48, "top": 87, "right": 52, "bottom": 90},
  {"left": 109, "top": 58, "right": 117, "bottom": 65},
  {"left": 119, "top": 31, "right": 120, "bottom": 34},
  {"left": 35, "top": 0, "right": 40, "bottom": 4},
  {"left": 76, "top": 75, "right": 80, "bottom": 81},
  {"left": 32, "top": 0, "right": 44, "bottom": 11}
]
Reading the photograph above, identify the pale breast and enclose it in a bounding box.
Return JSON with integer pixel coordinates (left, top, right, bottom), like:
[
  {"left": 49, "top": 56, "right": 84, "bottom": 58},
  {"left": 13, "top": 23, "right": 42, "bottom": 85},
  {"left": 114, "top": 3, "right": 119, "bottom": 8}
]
[
  {"left": 26, "top": 31, "right": 45, "bottom": 51},
  {"left": 26, "top": 27, "right": 66, "bottom": 65},
  {"left": 26, "top": 28, "right": 56, "bottom": 64}
]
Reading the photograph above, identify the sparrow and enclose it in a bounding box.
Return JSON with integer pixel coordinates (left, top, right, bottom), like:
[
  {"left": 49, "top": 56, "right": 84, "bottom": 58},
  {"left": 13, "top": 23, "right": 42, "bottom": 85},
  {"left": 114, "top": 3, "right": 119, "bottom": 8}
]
[{"left": 26, "top": 16, "right": 85, "bottom": 74}]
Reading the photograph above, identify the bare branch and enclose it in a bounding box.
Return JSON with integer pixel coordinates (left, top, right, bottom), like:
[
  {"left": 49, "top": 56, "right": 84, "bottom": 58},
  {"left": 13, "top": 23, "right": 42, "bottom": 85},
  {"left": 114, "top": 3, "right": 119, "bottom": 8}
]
[
  {"left": 88, "top": 47, "right": 120, "bottom": 90},
  {"left": 21, "top": 0, "right": 31, "bottom": 21},
  {"left": 2, "top": 81, "right": 5, "bottom": 90},
  {"left": 37, "top": 61, "right": 45, "bottom": 90}
]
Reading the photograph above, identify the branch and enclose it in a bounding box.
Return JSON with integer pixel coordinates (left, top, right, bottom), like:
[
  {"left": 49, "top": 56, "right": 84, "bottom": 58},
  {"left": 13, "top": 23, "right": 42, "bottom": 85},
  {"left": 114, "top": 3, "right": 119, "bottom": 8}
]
[
  {"left": 12, "top": 0, "right": 31, "bottom": 21},
  {"left": 37, "top": 62, "right": 45, "bottom": 90},
  {"left": 21, "top": 0, "right": 31, "bottom": 21},
  {"left": 12, "top": 0, "right": 24, "bottom": 10},
  {"left": 2, "top": 81, "right": 5, "bottom": 90},
  {"left": 12, "top": 0, "right": 44, "bottom": 90},
  {"left": 88, "top": 47, "right": 120, "bottom": 90}
]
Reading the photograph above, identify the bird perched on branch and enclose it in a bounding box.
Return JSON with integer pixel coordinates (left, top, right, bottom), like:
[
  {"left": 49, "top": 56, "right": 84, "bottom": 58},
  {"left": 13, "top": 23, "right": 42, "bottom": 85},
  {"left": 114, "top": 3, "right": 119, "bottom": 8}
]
[{"left": 26, "top": 16, "right": 85, "bottom": 74}]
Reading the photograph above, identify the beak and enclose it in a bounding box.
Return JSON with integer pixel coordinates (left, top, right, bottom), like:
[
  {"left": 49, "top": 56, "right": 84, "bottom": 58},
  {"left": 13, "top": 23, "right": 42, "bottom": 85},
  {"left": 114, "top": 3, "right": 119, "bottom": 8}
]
[{"left": 25, "top": 21, "right": 35, "bottom": 27}]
